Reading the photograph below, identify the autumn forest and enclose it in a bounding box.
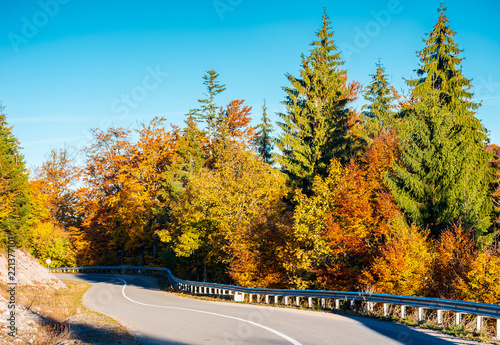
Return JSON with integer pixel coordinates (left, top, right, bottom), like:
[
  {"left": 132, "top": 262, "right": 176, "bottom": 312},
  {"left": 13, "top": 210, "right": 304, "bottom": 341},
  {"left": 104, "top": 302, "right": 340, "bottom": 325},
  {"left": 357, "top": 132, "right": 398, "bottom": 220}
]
[{"left": 2, "top": 6, "right": 500, "bottom": 304}]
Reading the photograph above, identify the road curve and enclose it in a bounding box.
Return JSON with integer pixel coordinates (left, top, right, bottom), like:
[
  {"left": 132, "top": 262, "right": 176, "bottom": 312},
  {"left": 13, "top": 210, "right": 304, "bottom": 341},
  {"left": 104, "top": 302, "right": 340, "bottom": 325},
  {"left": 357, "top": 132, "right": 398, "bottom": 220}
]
[{"left": 56, "top": 274, "right": 476, "bottom": 345}]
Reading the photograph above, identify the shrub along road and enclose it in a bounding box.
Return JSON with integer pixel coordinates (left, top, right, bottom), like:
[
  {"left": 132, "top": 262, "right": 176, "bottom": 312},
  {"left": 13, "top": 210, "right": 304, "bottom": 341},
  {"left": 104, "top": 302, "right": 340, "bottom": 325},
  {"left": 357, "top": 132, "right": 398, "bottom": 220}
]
[{"left": 56, "top": 274, "right": 482, "bottom": 345}]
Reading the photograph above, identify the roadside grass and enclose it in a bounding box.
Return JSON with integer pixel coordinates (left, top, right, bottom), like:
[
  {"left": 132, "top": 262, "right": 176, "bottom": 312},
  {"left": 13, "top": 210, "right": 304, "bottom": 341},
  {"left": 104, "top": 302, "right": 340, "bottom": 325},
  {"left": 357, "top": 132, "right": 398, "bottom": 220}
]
[{"left": 0, "top": 279, "right": 136, "bottom": 344}]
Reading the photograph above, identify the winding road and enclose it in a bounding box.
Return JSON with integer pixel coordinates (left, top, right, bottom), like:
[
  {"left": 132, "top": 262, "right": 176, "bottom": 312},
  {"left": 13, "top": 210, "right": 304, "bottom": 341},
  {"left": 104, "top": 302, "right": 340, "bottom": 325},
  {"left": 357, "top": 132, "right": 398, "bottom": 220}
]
[{"left": 56, "top": 274, "right": 480, "bottom": 345}]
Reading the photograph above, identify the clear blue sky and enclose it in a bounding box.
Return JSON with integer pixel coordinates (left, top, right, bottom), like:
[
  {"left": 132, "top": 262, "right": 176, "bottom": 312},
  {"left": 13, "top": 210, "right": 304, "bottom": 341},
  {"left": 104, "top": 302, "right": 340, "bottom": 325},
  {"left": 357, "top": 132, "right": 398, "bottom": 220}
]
[{"left": 1, "top": 0, "right": 499, "bottom": 170}]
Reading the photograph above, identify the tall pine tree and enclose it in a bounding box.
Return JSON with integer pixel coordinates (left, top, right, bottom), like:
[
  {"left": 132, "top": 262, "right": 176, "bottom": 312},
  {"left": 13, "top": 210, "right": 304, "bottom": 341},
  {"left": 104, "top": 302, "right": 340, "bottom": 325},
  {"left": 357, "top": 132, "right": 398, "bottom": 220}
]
[
  {"left": 0, "top": 105, "right": 32, "bottom": 245},
  {"left": 407, "top": 4, "right": 486, "bottom": 146},
  {"left": 389, "top": 5, "right": 493, "bottom": 240},
  {"left": 276, "top": 10, "right": 363, "bottom": 193},
  {"left": 388, "top": 89, "right": 491, "bottom": 239},
  {"left": 255, "top": 101, "right": 274, "bottom": 165},
  {"left": 362, "top": 60, "right": 397, "bottom": 140},
  {"left": 193, "top": 70, "right": 226, "bottom": 155}
]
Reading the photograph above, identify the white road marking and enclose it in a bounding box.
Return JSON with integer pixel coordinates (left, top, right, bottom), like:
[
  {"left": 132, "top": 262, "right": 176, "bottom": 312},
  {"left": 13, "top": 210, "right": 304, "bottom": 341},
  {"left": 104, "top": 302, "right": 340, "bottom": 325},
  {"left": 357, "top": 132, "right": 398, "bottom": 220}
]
[{"left": 88, "top": 276, "right": 303, "bottom": 345}]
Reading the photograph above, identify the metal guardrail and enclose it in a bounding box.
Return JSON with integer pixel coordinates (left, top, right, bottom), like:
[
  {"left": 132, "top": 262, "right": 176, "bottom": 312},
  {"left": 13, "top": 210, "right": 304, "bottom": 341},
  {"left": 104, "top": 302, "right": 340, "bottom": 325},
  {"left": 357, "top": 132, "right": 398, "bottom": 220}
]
[{"left": 50, "top": 266, "right": 500, "bottom": 340}]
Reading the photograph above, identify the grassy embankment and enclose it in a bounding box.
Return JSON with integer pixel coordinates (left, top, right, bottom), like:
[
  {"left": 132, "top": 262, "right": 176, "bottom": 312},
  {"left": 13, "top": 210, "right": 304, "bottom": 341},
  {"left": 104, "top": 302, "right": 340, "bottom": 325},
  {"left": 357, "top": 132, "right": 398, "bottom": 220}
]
[{"left": 0, "top": 279, "right": 136, "bottom": 344}]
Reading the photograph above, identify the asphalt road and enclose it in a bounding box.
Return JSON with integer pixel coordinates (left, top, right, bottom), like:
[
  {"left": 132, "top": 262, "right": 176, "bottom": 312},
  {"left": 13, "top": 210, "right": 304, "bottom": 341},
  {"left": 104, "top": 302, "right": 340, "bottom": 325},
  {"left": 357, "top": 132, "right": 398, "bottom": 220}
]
[{"left": 56, "top": 274, "right": 479, "bottom": 345}]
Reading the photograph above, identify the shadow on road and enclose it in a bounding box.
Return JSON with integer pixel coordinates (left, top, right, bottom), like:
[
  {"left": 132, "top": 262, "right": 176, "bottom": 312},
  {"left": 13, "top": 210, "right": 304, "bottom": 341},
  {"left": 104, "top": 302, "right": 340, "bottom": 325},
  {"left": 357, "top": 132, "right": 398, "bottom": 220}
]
[
  {"left": 30, "top": 309, "right": 194, "bottom": 345},
  {"left": 340, "top": 313, "right": 469, "bottom": 345}
]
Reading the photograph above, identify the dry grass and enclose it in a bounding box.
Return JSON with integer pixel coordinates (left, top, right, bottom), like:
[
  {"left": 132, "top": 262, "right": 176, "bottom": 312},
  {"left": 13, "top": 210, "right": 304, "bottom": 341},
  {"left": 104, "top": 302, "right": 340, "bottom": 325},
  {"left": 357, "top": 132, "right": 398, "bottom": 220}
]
[{"left": 0, "top": 280, "right": 136, "bottom": 344}]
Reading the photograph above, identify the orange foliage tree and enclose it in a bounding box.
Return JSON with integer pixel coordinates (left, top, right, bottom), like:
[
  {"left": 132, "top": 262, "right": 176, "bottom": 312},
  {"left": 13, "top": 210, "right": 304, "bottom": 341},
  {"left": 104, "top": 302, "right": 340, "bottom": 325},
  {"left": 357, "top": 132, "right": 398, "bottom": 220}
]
[
  {"left": 361, "top": 223, "right": 431, "bottom": 296},
  {"left": 428, "top": 222, "right": 500, "bottom": 303},
  {"left": 32, "top": 147, "right": 79, "bottom": 229},
  {"left": 216, "top": 99, "right": 256, "bottom": 149},
  {"left": 427, "top": 222, "right": 475, "bottom": 299},
  {"left": 76, "top": 118, "right": 179, "bottom": 265},
  {"left": 293, "top": 132, "right": 405, "bottom": 290}
]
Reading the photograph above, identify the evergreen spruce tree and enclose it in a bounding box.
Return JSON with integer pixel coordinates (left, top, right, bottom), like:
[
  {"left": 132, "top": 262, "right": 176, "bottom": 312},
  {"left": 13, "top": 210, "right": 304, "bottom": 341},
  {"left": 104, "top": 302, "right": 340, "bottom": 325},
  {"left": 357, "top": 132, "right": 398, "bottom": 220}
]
[
  {"left": 192, "top": 70, "right": 226, "bottom": 156},
  {"left": 276, "top": 10, "right": 363, "bottom": 193},
  {"left": 388, "top": 89, "right": 492, "bottom": 239},
  {"left": 0, "top": 105, "right": 32, "bottom": 245},
  {"left": 389, "top": 4, "right": 493, "bottom": 240},
  {"left": 361, "top": 60, "right": 397, "bottom": 140},
  {"left": 407, "top": 4, "right": 486, "bottom": 145},
  {"left": 255, "top": 101, "right": 274, "bottom": 165}
]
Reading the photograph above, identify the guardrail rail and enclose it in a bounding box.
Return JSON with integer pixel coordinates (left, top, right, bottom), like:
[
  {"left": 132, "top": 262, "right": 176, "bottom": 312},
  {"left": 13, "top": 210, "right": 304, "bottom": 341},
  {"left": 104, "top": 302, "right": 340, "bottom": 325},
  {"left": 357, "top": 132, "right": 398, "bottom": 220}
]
[{"left": 50, "top": 266, "right": 500, "bottom": 340}]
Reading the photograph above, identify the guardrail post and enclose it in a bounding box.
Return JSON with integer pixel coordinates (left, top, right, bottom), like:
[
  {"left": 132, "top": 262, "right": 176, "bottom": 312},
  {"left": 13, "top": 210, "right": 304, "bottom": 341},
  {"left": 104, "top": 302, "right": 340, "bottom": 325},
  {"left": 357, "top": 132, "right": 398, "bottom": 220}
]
[
  {"left": 296, "top": 297, "right": 300, "bottom": 307},
  {"left": 265, "top": 295, "right": 269, "bottom": 304},
  {"left": 437, "top": 309, "right": 443, "bottom": 324},
  {"left": 256, "top": 294, "right": 260, "bottom": 303},
  {"left": 308, "top": 297, "right": 312, "bottom": 308},
  {"left": 366, "top": 302, "right": 373, "bottom": 314},
  {"left": 455, "top": 312, "right": 461, "bottom": 325},
  {"left": 335, "top": 299, "right": 340, "bottom": 310},
  {"left": 383, "top": 303, "right": 388, "bottom": 316},
  {"left": 249, "top": 294, "right": 253, "bottom": 302},
  {"left": 284, "top": 296, "right": 289, "bottom": 305},
  {"left": 401, "top": 305, "right": 406, "bottom": 319},
  {"left": 204, "top": 287, "right": 207, "bottom": 294},
  {"left": 476, "top": 316, "right": 482, "bottom": 331},
  {"left": 321, "top": 298, "right": 326, "bottom": 309},
  {"left": 274, "top": 296, "right": 279, "bottom": 305},
  {"left": 418, "top": 307, "right": 423, "bottom": 322},
  {"left": 496, "top": 319, "right": 500, "bottom": 340},
  {"left": 241, "top": 293, "right": 245, "bottom": 302}
]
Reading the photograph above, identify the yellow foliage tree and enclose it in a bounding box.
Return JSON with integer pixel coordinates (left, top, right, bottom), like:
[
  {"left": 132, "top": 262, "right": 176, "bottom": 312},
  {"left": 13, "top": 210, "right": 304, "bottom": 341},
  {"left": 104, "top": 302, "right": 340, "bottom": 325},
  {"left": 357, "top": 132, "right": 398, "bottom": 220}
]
[
  {"left": 159, "top": 143, "right": 292, "bottom": 286},
  {"left": 361, "top": 223, "right": 431, "bottom": 296},
  {"left": 462, "top": 246, "right": 500, "bottom": 304},
  {"left": 27, "top": 180, "right": 75, "bottom": 266}
]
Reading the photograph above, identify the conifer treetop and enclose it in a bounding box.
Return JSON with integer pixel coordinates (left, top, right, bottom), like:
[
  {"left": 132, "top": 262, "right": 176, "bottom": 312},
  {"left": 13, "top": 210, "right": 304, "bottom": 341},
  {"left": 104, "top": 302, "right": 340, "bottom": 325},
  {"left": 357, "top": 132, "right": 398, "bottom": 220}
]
[
  {"left": 256, "top": 100, "right": 274, "bottom": 164},
  {"left": 198, "top": 70, "right": 227, "bottom": 122},
  {"left": 408, "top": 3, "right": 475, "bottom": 107},
  {"left": 276, "top": 9, "right": 363, "bottom": 193}
]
